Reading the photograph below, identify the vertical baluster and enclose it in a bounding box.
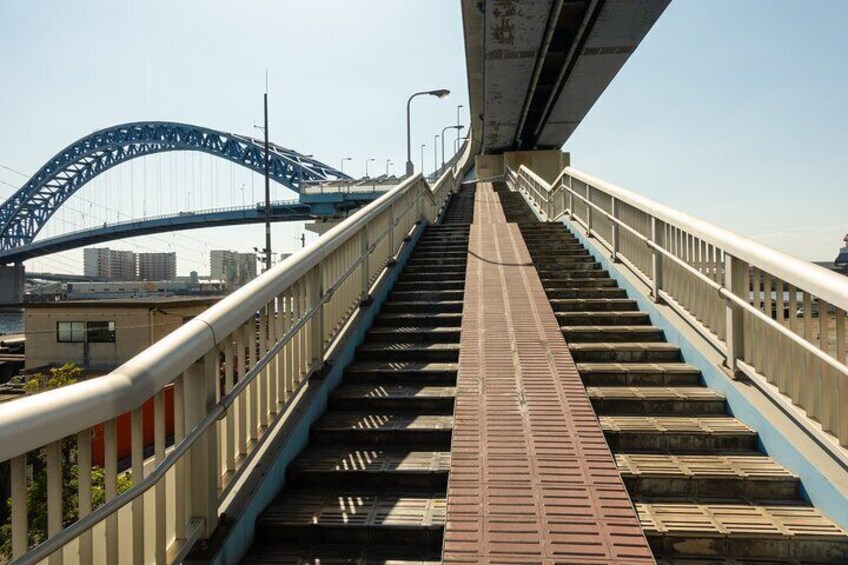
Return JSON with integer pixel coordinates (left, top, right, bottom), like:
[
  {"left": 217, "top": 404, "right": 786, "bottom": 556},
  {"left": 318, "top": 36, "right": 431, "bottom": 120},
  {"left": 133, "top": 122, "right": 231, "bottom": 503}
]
[
  {"left": 236, "top": 324, "right": 247, "bottom": 460},
  {"left": 247, "top": 320, "right": 258, "bottom": 443},
  {"left": 725, "top": 255, "right": 746, "bottom": 376},
  {"left": 788, "top": 284, "right": 800, "bottom": 401},
  {"left": 610, "top": 197, "right": 620, "bottom": 262},
  {"left": 775, "top": 278, "right": 787, "bottom": 393},
  {"left": 276, "top": 293, "right": 286, "bottom": 407},
  {"left": 10, "top": 453, "right": 27, "bottom": 559},
  {"left": 173, "top": 374, "right": 187, "bottom": 544},
  {"left": 185, "top": 352, "right": 219, "bottom": 538},
  {"left": 803, "top": 292, "right": 816, "bottom": 419},
  {"left": 258, "top": 306, "right": 268, "bottom": 430},
  {"left": 77, "top": 429, "right": 92, "bottom": 565},
  {"left": 762, "top": 272, "right": 773, "bottom": 381},
  {"left": 819, "top": 300, "right": 834, "bottom": 433},
  {"left": 154, "top": 391, "right": 167, "bottom": 565},
  {"left": 46, "top": 441, "right": 63, "bottom": 565},
  {"left": 283, "top": 289, "right": 293, "bottom": 401},
  {"left": 310, "top": 264, "right": 325, "bottom": 370},
  {"left": 650, "top": 218, "right": 663, "bottom": 303},
  {"left": 131, "top": 407, "right": 144, "bottom": 564},
  {"left": 836, "top": 309, "right": 847, "bottom": 445},
  {"left": 104, "top": 419, "right": 119, "bottom": 564},
  {"left": 299, "top": 280, "right": 308, "bottom": 380},
  {"left": 751, "top": 268, "right": 762, "bottom": 372},
  {"left": 224, "top": 335, "right": 236, "bottom": 476}
]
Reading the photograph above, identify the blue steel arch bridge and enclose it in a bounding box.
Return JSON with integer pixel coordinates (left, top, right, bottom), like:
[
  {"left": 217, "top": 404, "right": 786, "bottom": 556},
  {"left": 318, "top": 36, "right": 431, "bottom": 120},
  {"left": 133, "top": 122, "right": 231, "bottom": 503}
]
[{"left": 0, "top": 121, "right": 376, "bottom": 264}]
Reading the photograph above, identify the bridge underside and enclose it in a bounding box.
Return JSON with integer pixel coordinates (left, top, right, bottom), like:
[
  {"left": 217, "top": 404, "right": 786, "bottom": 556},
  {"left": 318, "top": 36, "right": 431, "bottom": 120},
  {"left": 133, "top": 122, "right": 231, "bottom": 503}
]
[{"left": 463, "top": 0, "right": 670, "bottom": 153}]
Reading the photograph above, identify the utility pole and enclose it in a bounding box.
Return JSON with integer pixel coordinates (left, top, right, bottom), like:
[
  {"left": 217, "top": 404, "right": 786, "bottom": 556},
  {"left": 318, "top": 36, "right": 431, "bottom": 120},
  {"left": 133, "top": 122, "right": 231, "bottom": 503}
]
[{"left": 263, "top": 87, "right": 272, "bottom": 273}]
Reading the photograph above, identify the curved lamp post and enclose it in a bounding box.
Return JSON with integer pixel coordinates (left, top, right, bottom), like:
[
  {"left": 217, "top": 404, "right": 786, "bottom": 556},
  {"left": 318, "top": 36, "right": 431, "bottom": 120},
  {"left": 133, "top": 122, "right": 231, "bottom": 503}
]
[
  {"left": 340, "top": 157, "right": 352, "bottom": 174},
  {"left": 406, "top": 89, "right": 450, "bottom": 176},
  {"left": 364, "top": 158, "right": 375, "bottom": 178},
  {"left": 441, "top": 124, "right": 464, "bottom": 166},
  {"left": 386, "top": 159, "right": 393, "bottom": 176}
]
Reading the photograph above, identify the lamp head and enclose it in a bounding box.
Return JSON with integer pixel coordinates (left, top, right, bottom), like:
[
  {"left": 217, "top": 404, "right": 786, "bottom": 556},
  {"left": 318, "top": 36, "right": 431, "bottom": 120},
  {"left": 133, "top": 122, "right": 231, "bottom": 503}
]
[{"left": 429, "top": 89, "right": 450, "bottom": 99}]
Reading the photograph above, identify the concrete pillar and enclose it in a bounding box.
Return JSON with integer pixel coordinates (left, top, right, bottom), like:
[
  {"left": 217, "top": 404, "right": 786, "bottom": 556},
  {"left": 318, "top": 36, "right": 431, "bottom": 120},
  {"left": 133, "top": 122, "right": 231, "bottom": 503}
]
[
  {"left": 475, "top": 150, "right": 571, "bottom": 184},
  {"left": 0, "top": 265, "right": 24, "bottom": 306}
]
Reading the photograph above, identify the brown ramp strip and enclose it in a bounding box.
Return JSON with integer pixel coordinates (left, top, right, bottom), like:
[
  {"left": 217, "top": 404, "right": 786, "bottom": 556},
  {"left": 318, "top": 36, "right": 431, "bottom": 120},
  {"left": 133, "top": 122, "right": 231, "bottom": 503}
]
[{"left": 444, "top": 183, "right": 653, "bottom": 564}]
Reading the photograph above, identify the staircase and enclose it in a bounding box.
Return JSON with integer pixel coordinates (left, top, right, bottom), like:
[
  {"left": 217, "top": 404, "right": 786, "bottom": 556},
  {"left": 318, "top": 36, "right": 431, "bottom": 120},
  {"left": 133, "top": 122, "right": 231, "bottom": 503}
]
[
  {"left": 244, "top": 186, "right": 475, "bottom": 564},
  {"left": 496, "top": 183, "right": 848, "bottom": 564}
]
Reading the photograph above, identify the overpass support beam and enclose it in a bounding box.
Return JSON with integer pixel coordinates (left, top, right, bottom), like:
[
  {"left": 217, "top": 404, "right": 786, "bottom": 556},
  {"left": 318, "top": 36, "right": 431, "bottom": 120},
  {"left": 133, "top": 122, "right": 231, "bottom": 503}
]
[
  {"left": 476, "top": 150, "right": 570, "bottom": 184},
  {"left": 0, "top": 265, "right": 24, "bottom": 306}
]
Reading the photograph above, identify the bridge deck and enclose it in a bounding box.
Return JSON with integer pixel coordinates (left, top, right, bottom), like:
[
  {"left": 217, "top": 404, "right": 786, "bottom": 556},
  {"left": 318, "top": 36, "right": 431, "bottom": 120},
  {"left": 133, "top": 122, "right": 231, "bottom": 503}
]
[{"left": 443, "top": 184, "right": 653, "bottom": 563}]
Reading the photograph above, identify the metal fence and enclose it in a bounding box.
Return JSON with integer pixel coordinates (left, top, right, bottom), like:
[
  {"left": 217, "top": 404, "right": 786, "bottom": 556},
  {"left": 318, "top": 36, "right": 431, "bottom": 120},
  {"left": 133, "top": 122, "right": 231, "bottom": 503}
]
[
  {"left": 508, "top": 164, "right": 848, "bottom": 448},
  {"left": 0, "top": 140, "right": 471, "bottom": 564}
]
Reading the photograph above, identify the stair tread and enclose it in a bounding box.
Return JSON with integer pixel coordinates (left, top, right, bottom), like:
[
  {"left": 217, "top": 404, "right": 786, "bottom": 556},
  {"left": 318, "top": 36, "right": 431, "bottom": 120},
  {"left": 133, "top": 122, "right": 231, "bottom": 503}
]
[
  {"left": 588, "top": 386, "right": 723, "bottom": 401},
  {"left": 315, "top": 412, "right": 454, "bottom": 432},
  {"left": 292, "top": 447, "right": 451, "bottom": 474},
  {"left": 578, "top": 362, "right": 700, "bottom": 374},
  {"left": 636, "top": 499, "right": 848, "bottom": 539},
  {"left": 617, "top": 453, "right": 796, "bottom": 481},
  {"left": 358, "top": 342, "right": 460, "bottom": 352},
  {"left": 570, "top": 342, "right": 680, "bottom": 351},
  {"left": 244, "top": 544, "right": 441, "bottom": 564},
  {"left": 332, "top": 384, "right": 457, "bottom": 400},
  {"left": 260, "top": 489, "right": 446, "bottom": 528},
  {"left": 346, "top": 361, "right": 458, "bottom": 373},
  {"left": 600, "top": 416, "right": 756, "bottom": 436}
]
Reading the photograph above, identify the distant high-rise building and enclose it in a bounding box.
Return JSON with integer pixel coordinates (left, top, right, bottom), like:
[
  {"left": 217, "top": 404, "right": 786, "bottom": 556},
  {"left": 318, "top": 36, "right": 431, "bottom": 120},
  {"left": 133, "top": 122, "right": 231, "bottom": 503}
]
[
  {"left": 138, "top": 252, "right": 177, "bottom": 281},
  {"left": 83, "top": 248, "right": 137, "bottom": 281},
  {"left": 210, "top": 250, "right": 257, "bottom": 287}
]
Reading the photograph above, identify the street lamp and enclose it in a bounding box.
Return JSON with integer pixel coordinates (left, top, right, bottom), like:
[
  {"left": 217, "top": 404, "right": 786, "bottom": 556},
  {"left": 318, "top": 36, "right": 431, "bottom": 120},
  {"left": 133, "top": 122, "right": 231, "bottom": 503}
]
[
  {"left": 456, "top": 104, "right": 464, "bottom": 148},
  {"left": 405, "top": 89, "right": 450, "bottom": 176},
  {"left": 386, "top": 159, "right": 393, "bottom": 176},
  {"left": 364, "top": 158, "right": 375, "bottom": 178},
  {"left": 441, "top": 125, "right": 464, "bottom": 166},
  {"left": 433, "top": 134, "right": 439, "bottom": 175},
  {"left": 420, "top": 144, "right": 426, "bottom": 175},
  {"left": 340, "top": 157, "right": 352, "bottom": 174}
]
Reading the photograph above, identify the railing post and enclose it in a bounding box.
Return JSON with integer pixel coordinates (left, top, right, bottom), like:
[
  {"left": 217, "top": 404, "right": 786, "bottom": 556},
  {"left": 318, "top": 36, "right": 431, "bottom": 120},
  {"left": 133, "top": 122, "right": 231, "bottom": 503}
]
[
  {"left": 567, "top": 176, "right": 574, "bottom": 219},
  {"left": 309, "top": 264, "right": 325, "bottom": 368},
  {"left": 724, "top": 254, "right": 746, "bottom": 377},
  {"left": 650, "top": 217, "right": 664, "bottom": 303},
  {"left": 611, "top": 197, "right": 620, "bottom": 262},
  {"left": 585, "top": 183, "right": 593, "bottom": 237},
  {"left": 360, "top": 227, "right": 370, "bottom": 302},
  {"left": 11, "top": 454, "right": 27, "bottom": 559},
  {"left": 185, "top": 351, "right": 219, "bottom": 538}
]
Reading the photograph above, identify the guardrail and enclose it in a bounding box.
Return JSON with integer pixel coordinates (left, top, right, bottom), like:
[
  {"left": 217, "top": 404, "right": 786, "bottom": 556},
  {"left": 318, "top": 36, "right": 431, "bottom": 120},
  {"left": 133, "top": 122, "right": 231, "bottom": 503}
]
[
  {"left": 508, "top": 164, "right": 848, "bottom": 448},
  {"left": 0, "top": 139, "right": 471, "bottom": 564}
]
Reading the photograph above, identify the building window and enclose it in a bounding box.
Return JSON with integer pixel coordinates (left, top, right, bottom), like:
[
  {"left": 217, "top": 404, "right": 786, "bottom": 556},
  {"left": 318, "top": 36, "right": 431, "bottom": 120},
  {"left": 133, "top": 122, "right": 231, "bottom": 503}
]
[
  {"left": 87, "top": 321, "right": 116, "bottom": 343},
  {"left": 57, "top": 321, "right": 116, "bottom": 343}
]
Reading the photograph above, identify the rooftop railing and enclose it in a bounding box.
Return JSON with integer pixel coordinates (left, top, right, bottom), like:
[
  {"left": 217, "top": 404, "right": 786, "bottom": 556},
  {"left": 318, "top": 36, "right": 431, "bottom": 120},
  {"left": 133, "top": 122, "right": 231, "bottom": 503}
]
[
  {"left": 508, "top": 164, "right": 848, "bottom": 450},
  {"left": 0, "top": 140, "right": 471, "bottom": 564}
]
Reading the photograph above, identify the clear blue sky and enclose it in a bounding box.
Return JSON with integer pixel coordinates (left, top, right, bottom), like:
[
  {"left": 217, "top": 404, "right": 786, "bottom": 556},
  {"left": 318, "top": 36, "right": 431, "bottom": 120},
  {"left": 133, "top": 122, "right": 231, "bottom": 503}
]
[{"left": 0, "top": 0, "right": 845, "bottom": 274}]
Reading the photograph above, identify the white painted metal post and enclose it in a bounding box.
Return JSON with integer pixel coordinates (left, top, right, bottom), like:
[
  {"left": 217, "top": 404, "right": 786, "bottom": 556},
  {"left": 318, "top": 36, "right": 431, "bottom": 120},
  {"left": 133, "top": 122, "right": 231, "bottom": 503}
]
[
  {"left": 185, "top": 352, "right": 219, "bottom": 538},
  {"left": 585, "top": 183, "right": 593, "bottom": 237},
  {"left": 309, "top": 265, "right": 325, "bottom": 369},
  {"left": 11, "top": 454, "right": 28, "bottom": 559},
  {"left": 611, "top": 197, "right": 620, "bottom": 262},
  {"left": 360, "top": 228, "right": 370, "bottom": 301},
  {"left": 46, "top": 441, "right": 62, "bottom": 565},
  {"left": 650, "top": 217, "right": 664, "bottom": 303},
  {"left": 76, "top": 429, "right": 92, "bottom": 565},
  {"left": 725, "top": 254, "right": 746, "bottom": 376}
]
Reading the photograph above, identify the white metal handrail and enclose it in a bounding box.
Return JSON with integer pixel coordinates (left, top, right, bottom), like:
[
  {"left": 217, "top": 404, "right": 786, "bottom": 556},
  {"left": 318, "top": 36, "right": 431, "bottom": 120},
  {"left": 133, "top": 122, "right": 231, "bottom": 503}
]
[
  {"left": 0, "top": 138, "right": 471, "bottom": 564},
  {"left": 508, "top": 163, "right": 848, "bottom": 448}
]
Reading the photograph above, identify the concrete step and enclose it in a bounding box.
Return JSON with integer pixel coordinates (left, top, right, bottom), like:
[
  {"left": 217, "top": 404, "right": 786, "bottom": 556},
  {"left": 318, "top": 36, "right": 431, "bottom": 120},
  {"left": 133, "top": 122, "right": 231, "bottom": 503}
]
[
  {"left": 243, "top": 543, "right": 442, "bottom": 564},
  {"left": 381, "top": 301, "right": 464, "bottom": 314},
  {"left": 255, "top": 489, "right": 445, "bottom": 546},
  {"left": 577, "top": 363, "right": 702, "bottom": 386},
  {"left": 536, "top": 268, "right": 609, "bottom": 279},
  {"left": 569, "top": 342, "right": 681, "bottom": 362},
  {"left": 616, "top": 453, "right": 799, "bottom": 499},
  {"left": 288, "top": 446, "right": 451, "bottom": 490},
  {"left": 356, "top": 342, "right": 460, "bottom": 363},
  {"left": 549, "top": 298, "right": 639, "bottom": 312},
  {"left": 557, "top": 311, "right": 651, "bottom": 326},
  {"left": 600, "top": 416, "right": 759, "bottom": 452},
  {"left": 367, "top": 326, "right": 461, "bottom": 343},
  {"left": 389, "top": 290, "right": 465, "bottom": 302},
  {"left": 397, "top": 273, "right": 466, "bottom": 284},
  {"left": 330, "top": 384, "right": 456, "bottom": 412},
  {"left": 546, "top": 287, "right": 628, "bottom": 299},
  {"left": 343, "top": 361, "right": 457, "bottom": 385},
  {"left": 394, "top": 280, "right": 465, "bottom": 291},
  {"left": 312, "top": 412, "right": 454, "bottom": 446},
  {"left": 562, "top": 325, "right": 665, "bottom": 342},
  {"left": 402, "top": 266, "right": 467, "bottom": 276},
  {"left": 373, "top": 312, "right": 463, "bottom": 327},
  {"left": 529, "top": 249, "right": 592, "bottom": 260},
  {"left": 588, "top": 386, "right": 726, "bottom": 415},
  {"left": 636, "top": 499, "right": 848, "bottom": 562},
  {"left": 411, "top": 251, "right": 468, "bottom": 260},
  {"left": 533, "top": 260, "right": 602, "bottom": 271},
  {"left": 541, "top": 277, "right": 618, "bottom": 289}
]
